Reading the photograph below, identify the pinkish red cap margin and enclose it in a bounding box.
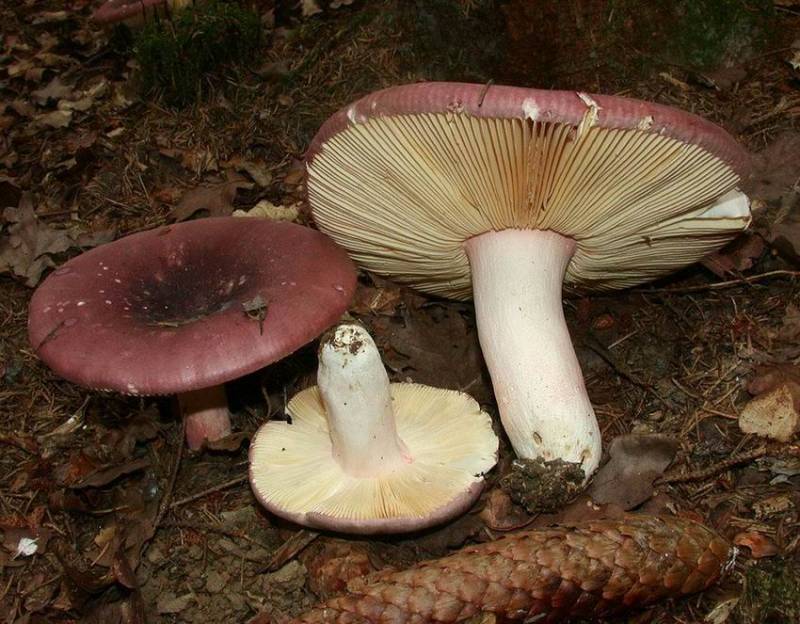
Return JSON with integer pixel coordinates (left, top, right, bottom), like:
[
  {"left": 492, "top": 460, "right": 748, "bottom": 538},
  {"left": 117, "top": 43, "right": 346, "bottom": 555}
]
[
  {"left": 28, "top": 218, "right": 356, "bottom": 396},
  {"left": 92, "top": 0, "right": 166, "bottom": 24},
  {"left": 306, "top": 82, "right": 751, "bottom": 178},
  {"left": 248, "top": 439, "right": 486, "bottom": 535}
]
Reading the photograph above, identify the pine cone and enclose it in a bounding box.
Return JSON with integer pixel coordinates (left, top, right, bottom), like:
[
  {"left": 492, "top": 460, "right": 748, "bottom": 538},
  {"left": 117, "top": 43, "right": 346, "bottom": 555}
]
[{"left": 290, "top": 515, "right": 731, "bottom": 624}]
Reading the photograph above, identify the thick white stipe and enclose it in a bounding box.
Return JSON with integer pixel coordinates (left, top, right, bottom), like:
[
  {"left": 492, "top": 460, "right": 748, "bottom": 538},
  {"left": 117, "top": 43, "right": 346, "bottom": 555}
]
[{"left": 465, "top": 229, "right": 601, "bottom": 476}]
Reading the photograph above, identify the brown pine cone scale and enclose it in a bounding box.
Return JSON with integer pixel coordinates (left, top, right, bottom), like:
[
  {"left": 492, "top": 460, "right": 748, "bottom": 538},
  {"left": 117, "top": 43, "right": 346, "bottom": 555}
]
[{"left": 290, "top": 515, "right": 731, "bottom": 624}]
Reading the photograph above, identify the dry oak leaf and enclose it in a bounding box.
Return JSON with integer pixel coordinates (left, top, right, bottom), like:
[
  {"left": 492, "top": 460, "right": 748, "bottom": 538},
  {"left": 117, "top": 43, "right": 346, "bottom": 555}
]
[
  {"left": 0, "top": 197, "right": 113, "bottom": 286},
  {"left": 733, "top": 531, "right": 780, "bottom": 558},
  {"left": 589, "top": 433, "right": 679, "bottom": 510},
  {"left": 701, "top": 233, "right": 764, "bottom": 278},
  {"left": 233, "top": 200, "right": 299, "bottom": 221},
  {"left": 170, "top": 177, "right": 252, "bottom": 222},
  {"left": 31, "top": 76, "right": 75, "bottom": 106},
  {"left": 739, "top": 382, "right": 800, "bottom": 442}
]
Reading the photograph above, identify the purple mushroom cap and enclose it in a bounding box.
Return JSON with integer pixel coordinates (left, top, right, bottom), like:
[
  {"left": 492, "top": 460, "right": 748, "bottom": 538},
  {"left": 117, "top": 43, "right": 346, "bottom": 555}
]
[{"left": 28, "top": 218, "right": 356, "bottom": 397}]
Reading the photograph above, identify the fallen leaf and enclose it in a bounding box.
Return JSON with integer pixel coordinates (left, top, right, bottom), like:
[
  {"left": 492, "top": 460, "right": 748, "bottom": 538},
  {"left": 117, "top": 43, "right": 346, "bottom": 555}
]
[
  {"left": 282, "top": 159, "right": 305, "bottom": 186},
  {"left": 705, "top": 595, "right": 740, "bottom": 624},
  {"left": 374, "top": 299, "right": 491, "bottom": 403},
  {"left": 747, "top": 363, "right": 800, "bottom": 395},
  {"left": 170, "top": 178, "right": 251, "bottom": 222},
  {"left": 776, "top": 305, "right": 800, "bottom": 345},
  {"left": 36, "top": 109, "right": 73, "bottom": 129},
  {"left": 739, "top": 383, "right": 800, "bottom": 442},
  {"left": 233, "top": 200, "right": 299, "bottom": 221},
  {"left": 31, "top": 10, "right": 69, "bottom": 24},
  {"left": 701, "top": 233, "right": 764, "bottom": 278},
  {"left": 2, "top": 526, "right": 50, "bottom": 557},
  {"left": 0, "top": 195, "right": 114, "bottom": 286},
  {"left": 157, "top": 592, "right": 194, "bottom": 614},
  {"left": 226, "top": 157, "right": 273, "bottom": 187},
  {"left": 589, "top": 434, "right": 679, "bottom": 510},
  {"left": 31, "top": 77, "right": 74, "bottom": 105},
  {"left": 478, "top": 488, "right": 531, "bottom": 530},
  {"left": 753, "top": 493, "right": 795, "bottom": 518},
  {"left": 745, "top": 131, "right": 800, "bottom": 203},
  {"left": 301, "top": 0, "right": 323, "bottom": 17},
  {"left": 769, "top": 212, "right": 800, "bottom": 264},
  {"left": 351, "top": 282, "right": 403, "bottom": 316},
  {"left": 733, "top": 531, "right": 780, "bottom": 558},
  {"left": 71, "top": 457, "right": 150, "bottom": 489},
  {"left": 180, "top": 146, "right": 218, "bottom": 174}
]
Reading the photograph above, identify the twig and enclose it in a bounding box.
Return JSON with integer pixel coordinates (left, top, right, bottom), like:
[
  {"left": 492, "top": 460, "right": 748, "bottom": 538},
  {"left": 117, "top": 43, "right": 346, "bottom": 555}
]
[
  {"left": 161, "top": 520, "right": 274, "bottom": 552},
  {"left": 477, "top": 80, "right": 494, "bottom": 107},
  {"left": 154, "top": 417, "right": 186, "bottom": 528},
  {"left": 169, "top": 475, "right": 248, "bottom": 509},
  {"left": 260, "top": 529, "right": 319, "bottom": 572},
  {"left": 635, "top": 270, "right": 800, "bottom": 294},
  {"left": 658, "top": 446, "right": 768, "bottom": 484},
  {"left": 581, "top": 333, "right": 671, "bottom": 408}
]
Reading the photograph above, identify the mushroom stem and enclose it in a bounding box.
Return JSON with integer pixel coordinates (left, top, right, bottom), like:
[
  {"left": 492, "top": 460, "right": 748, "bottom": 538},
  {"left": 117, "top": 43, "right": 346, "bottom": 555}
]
[
  {"left": 179, "top": 386, "right": 232, "bottom": 450},
  {"left": 317, "top": 324, "right": 411, "bottom": 477},
  {"left": 464, "top": 228, "right": 601, "bottom": 477}
]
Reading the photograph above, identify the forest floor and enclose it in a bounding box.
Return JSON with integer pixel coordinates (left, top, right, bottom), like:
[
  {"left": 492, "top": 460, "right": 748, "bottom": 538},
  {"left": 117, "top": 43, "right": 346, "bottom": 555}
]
[{"left": 1, "top": 1, "right": 800, "bottom": 623}]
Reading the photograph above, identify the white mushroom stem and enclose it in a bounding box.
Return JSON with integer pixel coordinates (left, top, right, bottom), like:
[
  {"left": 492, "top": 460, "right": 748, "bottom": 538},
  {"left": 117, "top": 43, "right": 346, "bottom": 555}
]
[
  {"left": 464, "top": 229, "right": 601, "bottom": 477},
  {"left": 317, "top": 324, "right": 412, "bottom": 477},
  {"left": 179, "top": 385, "right": 232, "bottom": 450}
]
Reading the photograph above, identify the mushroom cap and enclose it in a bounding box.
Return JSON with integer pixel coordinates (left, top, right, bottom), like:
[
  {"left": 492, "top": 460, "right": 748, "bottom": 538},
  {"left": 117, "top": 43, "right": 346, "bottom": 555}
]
[
  {"left": 92, "top": 0, "right": 187, "bottom": 25},
  {"left": 249, "top": 383, "right": 498, "bottom": 534},
  {"left": 306, "top": 82, "right": 752, "bottom": 300},
  {"left": 28, "top": 218, "right": 356, "bottom": 396}
]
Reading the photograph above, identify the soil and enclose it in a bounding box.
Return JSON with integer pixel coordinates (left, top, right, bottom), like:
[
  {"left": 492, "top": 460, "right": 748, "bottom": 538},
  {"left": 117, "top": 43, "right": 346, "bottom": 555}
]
[{"left": 2, "top": 1, "right": 800, "bottom": 623}]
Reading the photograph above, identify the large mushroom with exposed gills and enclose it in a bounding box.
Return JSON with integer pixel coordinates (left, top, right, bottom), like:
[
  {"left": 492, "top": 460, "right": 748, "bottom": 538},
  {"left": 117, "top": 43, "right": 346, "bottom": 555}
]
[{"left": 305, "top": 82, "right": 752, "bottom": 481}]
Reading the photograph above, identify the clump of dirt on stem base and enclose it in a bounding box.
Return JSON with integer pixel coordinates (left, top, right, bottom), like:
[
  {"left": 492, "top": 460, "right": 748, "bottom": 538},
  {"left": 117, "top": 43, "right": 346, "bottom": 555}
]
[
  {"left": 499, "top": 457, "right": 585, "bottom": 514},
  {"left": 134, "top": 0, "right": 263, "bottom": 107},
  {"left": 736, "top": 559, "right": 800, "bottom": 624}
]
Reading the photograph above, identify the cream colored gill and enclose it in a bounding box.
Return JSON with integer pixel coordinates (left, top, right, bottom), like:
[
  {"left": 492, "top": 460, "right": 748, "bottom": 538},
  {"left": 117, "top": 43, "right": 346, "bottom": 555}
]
[
  {"left": 308, "top": 112, "right": 745, "bottom": 299},
  {"left": 249, "top": 384, "right": 497, "bottom": 521}
]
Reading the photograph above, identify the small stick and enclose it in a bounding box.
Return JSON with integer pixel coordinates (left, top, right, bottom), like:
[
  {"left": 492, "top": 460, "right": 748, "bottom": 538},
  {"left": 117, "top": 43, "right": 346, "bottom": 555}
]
[
  {"left": 169, "top": 475, "right": 248, "bottom": 509},
  {"left": 161, "top": 520, "right": 274, "bottom": 552},
  {"left": 154, "top": 417, "right": 186, "bottom": 528},
  {"left": 658, "top": 446, "right": 768, "bottom": 484},
  {"left": 261, "top": 529, "right": 319, "bottom": 572},
  {"left": 477, "top": 80, "right": 494, "bottom": 107},
  {"left": 635, "top": 270, "right": 800, "bottom": 294}
]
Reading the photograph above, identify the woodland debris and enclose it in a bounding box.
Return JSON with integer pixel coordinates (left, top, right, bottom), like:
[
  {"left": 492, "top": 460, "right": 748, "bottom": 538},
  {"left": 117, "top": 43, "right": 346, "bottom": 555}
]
[
  {"left": 739, "top": 383, "right": 800, "bottom": 442},
  {"left": 589, "top": 434, "right": 679, "bottom": 510},
  {"left": 276, "top": 515, "right": 730, "bottom": 624}
]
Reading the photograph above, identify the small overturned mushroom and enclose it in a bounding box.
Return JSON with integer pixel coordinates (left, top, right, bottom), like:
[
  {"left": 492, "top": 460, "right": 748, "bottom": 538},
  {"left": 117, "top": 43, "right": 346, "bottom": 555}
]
[{"left": 249, "top": 323, "right": 498, "bottom": 534}]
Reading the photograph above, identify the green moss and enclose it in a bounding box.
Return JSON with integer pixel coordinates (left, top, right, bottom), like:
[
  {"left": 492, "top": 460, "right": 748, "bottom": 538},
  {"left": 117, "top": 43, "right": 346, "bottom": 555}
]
[
  {"left": 736, "top": 560, "right": 800, "bottom": 624},
  {"left": 669, "top": 0, "right": 773, "bottom": 69},
  {"left": 606, "top": 0, "right": 774, "bottom": 71},
  {"left": 134, "top": 0, "right": 262, "bottom": 107}
]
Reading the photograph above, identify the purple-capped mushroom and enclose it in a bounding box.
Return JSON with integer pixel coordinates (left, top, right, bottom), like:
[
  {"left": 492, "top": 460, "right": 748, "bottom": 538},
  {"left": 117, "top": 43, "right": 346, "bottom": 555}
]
[{"left": 28, "top": 218, "right": 356, "bottom": 449}]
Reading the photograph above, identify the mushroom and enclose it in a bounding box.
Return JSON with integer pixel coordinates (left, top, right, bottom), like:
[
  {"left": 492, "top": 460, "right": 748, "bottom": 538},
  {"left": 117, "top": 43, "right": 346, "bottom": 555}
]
[
  {"left": 249, "top": 323, "right": 498, "bottom": 534},
  {"left": 28, "top": 218, "right": 356, "bottom": 450},
  {"left": 305, "top": 83, "right": 751, "bottom": 480},
  {"left": 92, "top": 0, "right": 191, "bottom": 27}
]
